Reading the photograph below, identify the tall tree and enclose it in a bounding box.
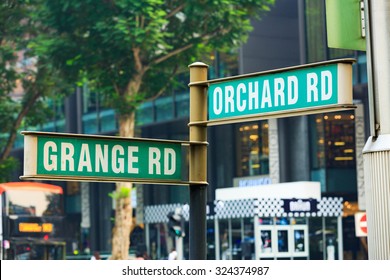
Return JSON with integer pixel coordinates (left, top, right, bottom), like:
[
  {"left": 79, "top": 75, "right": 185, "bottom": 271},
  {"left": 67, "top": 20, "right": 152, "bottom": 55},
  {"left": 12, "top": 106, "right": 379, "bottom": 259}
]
[
  {"left": 0, "top": 0, "right": 71, "bottom": 181},
  {"left": 36, "top": 0, "right": 274, "bottom": 259}
]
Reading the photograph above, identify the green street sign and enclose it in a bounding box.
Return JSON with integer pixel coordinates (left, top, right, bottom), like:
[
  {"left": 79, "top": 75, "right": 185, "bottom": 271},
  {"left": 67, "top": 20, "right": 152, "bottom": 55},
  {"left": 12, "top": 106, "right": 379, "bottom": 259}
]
[
  {"left": 325, "top": 0, "right": 366, "bottom": 51},
  {"left": 207, "top": 59, "right": 354, "bottom": 125},
  {"left": 22, "top": 132, "right": 183, "bottom": 184}
]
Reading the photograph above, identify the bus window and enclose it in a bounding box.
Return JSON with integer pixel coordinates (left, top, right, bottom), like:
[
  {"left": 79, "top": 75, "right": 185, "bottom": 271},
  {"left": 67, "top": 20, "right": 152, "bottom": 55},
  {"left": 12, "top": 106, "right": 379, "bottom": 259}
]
[
  {"left": 0, "top": 182, "right": 66, "bottom": 260},
  {"left": 4, "top": 184, "right": 63, "bottom": 217}
]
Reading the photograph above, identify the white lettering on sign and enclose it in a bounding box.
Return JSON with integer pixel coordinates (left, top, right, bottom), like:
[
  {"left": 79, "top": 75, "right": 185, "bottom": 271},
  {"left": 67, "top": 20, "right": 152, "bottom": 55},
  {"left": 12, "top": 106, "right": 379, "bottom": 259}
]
[
  {"left": 61, "top": 142, "right": 74, "bottom": 171},
  {"left": 164, "top": 148, "right": 176, "bottom": 175},
  {"left": 261, "top": 80, "right": 272, "bottom": 108},
  {"left": 112, "top": 145, "right": 125, "bottom": 174},
  {"left": 307, "top": 71, "right": 332, "bottom": 102},
  {"left": 78, "top": 144, "right": 92, "bottom": 172},
  {"left": 213, "top": 87, "right": 223, "bottom": 115},
  {"left": 40, "top": 141, "right": 179, "bottom": 177},
  {"left": 288, "top": 76, "right": 298, "bottom": 105},
  {"left": 211, "top": 70, "right": 334, "bottom": 117},
  {"left": 128, "top": 146, "right": 139, "bottom": 174},
  {"left": 274, "top": 78, "right": 285, "bottom": 107},
  {"left": 237, "top": 83, "right": 246, "bottom": 112},
  {"left": 249, "top": 82, "right": 259, "bottom": 110},
  {"left": 225, "top": 85, "right": 234, "bottom": 113},
  {"left": 95, "top": 144, "right": 108, "bottom": 172},
  {"left": 149, "top": 147, "right": 161, "bottom": 175},
  {"left": 44, "top": 141, "right": 57, "bottom": 171},
  {"left": 307, "top": 72, "right": 318, "bottom": 102},
  {"left": 148, "top": 148, "right": 177, "bottom": 175}
]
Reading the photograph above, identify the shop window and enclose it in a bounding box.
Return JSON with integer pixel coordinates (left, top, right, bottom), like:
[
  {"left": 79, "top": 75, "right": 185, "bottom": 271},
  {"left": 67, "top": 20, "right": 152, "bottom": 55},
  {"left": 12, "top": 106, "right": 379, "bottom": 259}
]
[
  {"left": 276, "top": 229, "right": 289, "bottom": 253},
  {"left": 310, "top": 111, "right": 357, "bottom": 192},
  {"left": 207, "top": 220, "right": 216, "bottom": 260},
  {"left": 294, "top": 229, "right": 305, "bottom": 252},
  {"left": 242, "top": 218, "right": 255, "bottom": 260},
  {"left": 312, "top": 111, "right": 356, "bottom": 168},
  {"left": 218, "top": 220, "right": 230, "bottom": 260},
  {"left": 256, "top": 217, "right": 309, "bottom": 259},
  {"left": 258, "top": 228, "right": 271, "bottom": 253},
  {"left": 236, "top": 121, "right": 269, "bottom": 177}
]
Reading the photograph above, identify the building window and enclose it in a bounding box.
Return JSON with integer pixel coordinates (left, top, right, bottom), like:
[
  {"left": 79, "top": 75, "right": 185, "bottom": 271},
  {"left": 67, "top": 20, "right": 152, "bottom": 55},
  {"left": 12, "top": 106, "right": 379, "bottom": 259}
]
[
  {"left": 311, "top": 111, "right": 356, "bottom": 169},
  {"left": 236, "top": 121, "right": 269, "bottom": 177},
  {"left": 325, "top": 113, "right": 356, "bottom": 168},
  {"left": 155, "top": 94, "right": 174, "bottom": 122},
  {"left": 209, "top": 51, "right": 239, "bottom": 79},
  {"left": 305, "top": 0, "right": 354, "bottom": 63},
  {"left": 81, "top": 84, "right": 118, "bottom": 133},
  {"left": 82, "top": 85, "right": 99, "bottom": 134},
  {"left": 305, "top": 0, "right": 327, "bottom": 63},
  {"left": 309, "top": 111, "right": 357, "bottom": 192}
]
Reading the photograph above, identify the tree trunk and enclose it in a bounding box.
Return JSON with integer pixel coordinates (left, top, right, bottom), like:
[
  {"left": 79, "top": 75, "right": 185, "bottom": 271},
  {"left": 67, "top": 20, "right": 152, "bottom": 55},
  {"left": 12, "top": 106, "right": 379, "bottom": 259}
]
[
  {"left": 110, "top": 54, "right": 143, "bottom": 259},
  {"left": 110, "top": 111, "right": 135, "bottom": 260}
]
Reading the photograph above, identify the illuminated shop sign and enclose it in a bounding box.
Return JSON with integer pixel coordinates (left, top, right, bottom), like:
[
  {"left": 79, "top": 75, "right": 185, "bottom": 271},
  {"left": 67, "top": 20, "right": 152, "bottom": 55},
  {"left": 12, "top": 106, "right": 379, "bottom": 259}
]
[
  {"left": 282, "top": 199, "right": 317, "bottom": 213},
  {"left": 233, "top": 175, "right": 272, "bottom": 187},
  {"left": 18, "top": 222, "right": 53, "bottom": 233}
]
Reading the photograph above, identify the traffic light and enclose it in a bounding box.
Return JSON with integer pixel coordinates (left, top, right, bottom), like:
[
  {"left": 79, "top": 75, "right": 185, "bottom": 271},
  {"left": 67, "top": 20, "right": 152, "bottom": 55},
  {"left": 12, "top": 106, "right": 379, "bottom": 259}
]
[{"left": 167, "top": 211, "right": 184, "bottom": 237}]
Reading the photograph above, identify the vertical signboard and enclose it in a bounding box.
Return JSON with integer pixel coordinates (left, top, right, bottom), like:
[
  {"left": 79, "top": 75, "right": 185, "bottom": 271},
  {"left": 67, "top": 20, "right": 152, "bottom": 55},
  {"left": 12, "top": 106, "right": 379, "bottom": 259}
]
[{"left": 325, "top": 0, "right": 366, "bottom": 51}]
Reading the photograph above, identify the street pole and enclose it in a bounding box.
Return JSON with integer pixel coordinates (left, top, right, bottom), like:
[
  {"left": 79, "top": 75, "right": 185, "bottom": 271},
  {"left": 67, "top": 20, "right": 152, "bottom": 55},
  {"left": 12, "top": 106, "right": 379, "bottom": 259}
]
[
  {"left": 188, "top": 62, "right": 208, "bottom": 260},
  {"left": 362, "top": 0, "right": 390, "bottom": 259}
]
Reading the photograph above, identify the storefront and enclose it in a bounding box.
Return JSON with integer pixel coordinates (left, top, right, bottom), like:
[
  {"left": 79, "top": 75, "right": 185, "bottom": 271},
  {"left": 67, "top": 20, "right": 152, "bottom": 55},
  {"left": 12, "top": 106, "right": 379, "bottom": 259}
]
[
  {"left": 214, "top": 182, "right": 343, "bottom": 260},
  {"left": 144, "top": 182, "right": 344, "bottom": 260}
]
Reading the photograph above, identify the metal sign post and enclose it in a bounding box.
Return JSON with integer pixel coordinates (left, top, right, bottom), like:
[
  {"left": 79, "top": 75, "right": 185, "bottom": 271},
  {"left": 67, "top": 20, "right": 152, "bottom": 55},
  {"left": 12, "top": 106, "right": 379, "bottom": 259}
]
[{"left": 188, "top": 62, "right": 209, "bottom": 260}]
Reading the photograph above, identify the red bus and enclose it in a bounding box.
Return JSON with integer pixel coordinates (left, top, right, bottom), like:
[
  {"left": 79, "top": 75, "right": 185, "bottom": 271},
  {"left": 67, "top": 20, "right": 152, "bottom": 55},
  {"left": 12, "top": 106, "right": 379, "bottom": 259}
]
[{"left": 0, "top": 182, "right": 66, "bottom": 260}]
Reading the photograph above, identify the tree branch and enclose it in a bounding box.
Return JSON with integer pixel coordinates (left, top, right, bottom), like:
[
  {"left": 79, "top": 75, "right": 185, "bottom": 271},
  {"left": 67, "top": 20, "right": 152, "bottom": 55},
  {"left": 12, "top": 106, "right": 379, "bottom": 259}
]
[
  {"left": 113, "top": 81, "right": 121, "bottom": 96},
  {"left": 148, "top": 26, "right": 226, "bottom": 67},
  {"left": 166, "top": 4, "right": 186, "bottom": 19},
  {"left": 149, "top": 42, "right": 193, "bottom": 67},
  {"left": 0, "top": 86, "right": 41, "bottom": 161},
  {"left": 124, "top": 47, "right": 145, "bottom": 95},
  {"left": 132, "top": 47, "right": 143, "bottom": 73},
  {"left": 144, "top": 64, "right": 179, "bottom": 103}
]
